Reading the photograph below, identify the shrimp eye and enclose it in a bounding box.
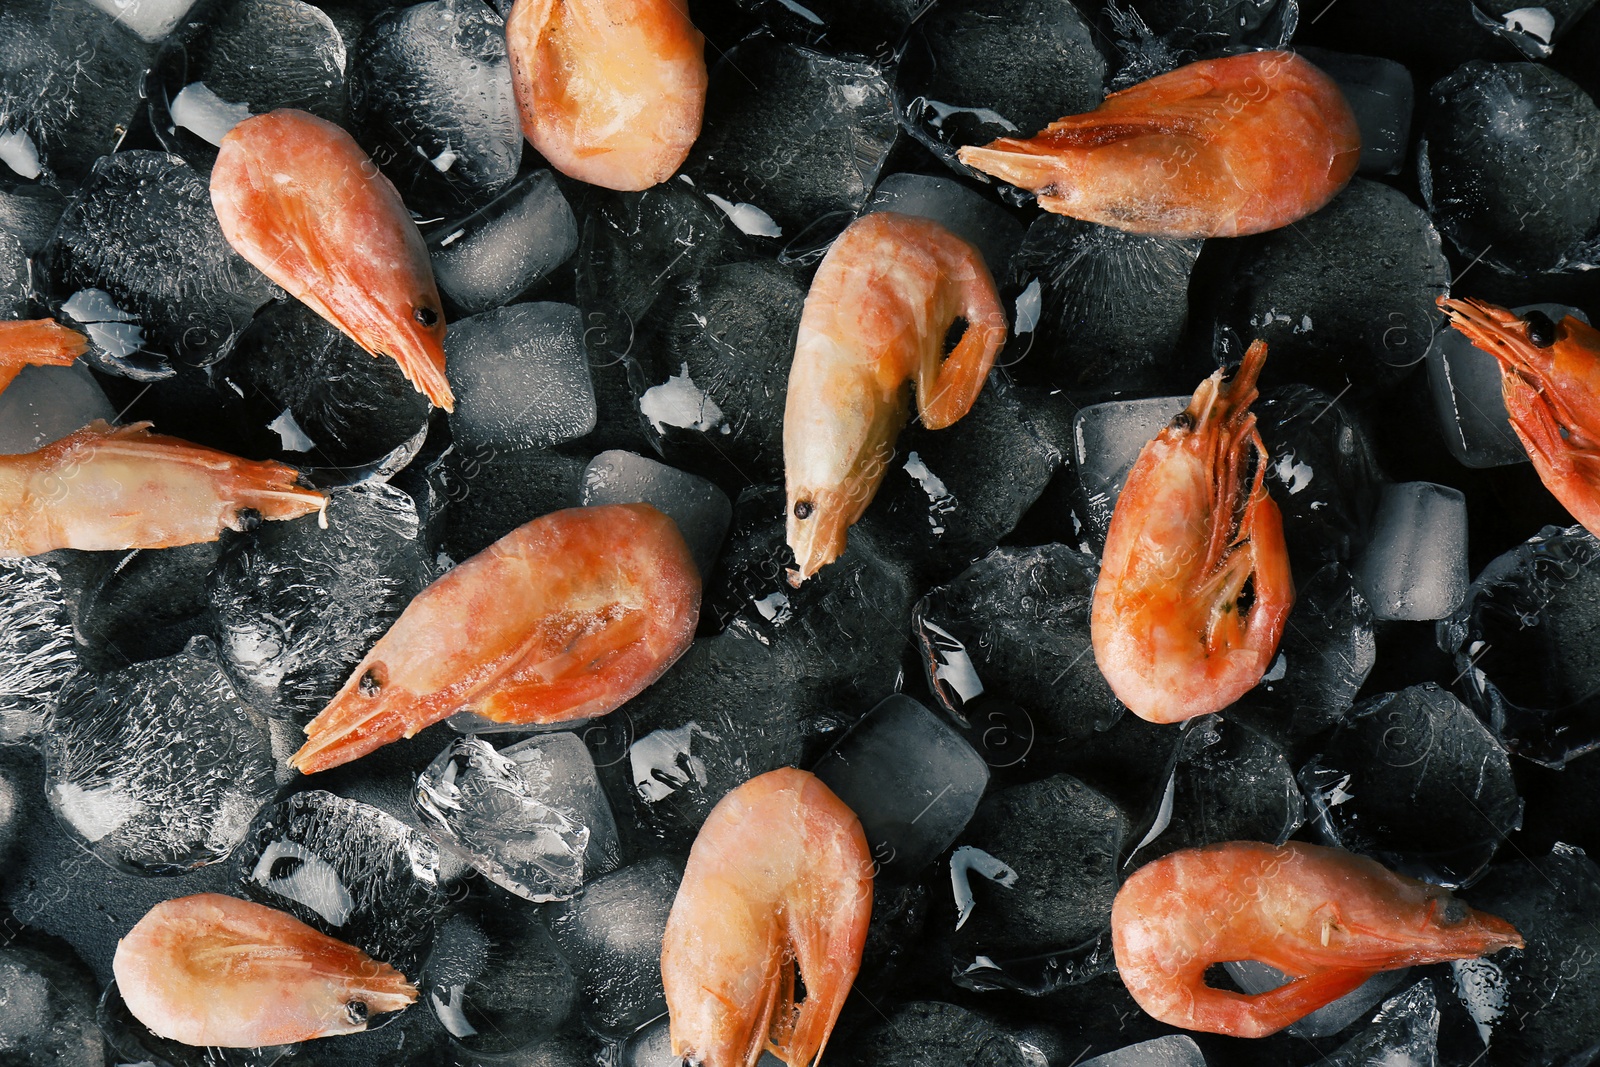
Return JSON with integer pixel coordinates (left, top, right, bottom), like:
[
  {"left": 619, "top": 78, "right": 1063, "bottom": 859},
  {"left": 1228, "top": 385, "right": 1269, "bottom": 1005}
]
[
  {"left": 1171, "top": 412, "right": 1195, "bottom": 431},
  {"left": 1438, "top": 897, "right": 1469, "bottom": 925},
  {"left": 414, "top": 304, "right": 439, "bottom": 328},
  {"left": 345, "top": 1000, "right": 368, "bottom": 1025},
  {"left": 1525, "top": 310, "right": 1557, "bottom": 348},
  {"left": 359, "top": 666, "right": 385, "bottom": 696},
  {"left": 793, "top": 500, "right": 814, "bottom": 520},
  {"left": 236, "top": 507, "right": 264, "bottom": 532}
]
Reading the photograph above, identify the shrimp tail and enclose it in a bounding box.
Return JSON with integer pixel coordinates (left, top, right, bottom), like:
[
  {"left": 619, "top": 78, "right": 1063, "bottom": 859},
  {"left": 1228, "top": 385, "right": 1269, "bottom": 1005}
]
[
  {"left": 916, "top": 259, "right": 1007, "bottom": 431},
  {"left": 0, "top": 318, "right": 89, "bottom": 393},
  {"left": 1191, "top": 967, "right": 1376, "bottom": 1039}
]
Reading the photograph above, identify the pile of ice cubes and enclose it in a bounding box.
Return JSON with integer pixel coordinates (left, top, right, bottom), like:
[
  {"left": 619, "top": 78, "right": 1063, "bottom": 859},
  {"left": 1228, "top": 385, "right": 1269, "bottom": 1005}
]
[{"left": 3, "top": 0, "right": 1600, "bottom": 1062}]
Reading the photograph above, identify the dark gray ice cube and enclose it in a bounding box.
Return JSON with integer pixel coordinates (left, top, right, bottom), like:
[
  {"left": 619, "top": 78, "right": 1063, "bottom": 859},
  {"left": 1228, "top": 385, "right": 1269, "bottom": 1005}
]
[
  {"left": 43, "top": 636, "right": 276, "bottom": 874},
  {"left": 0, "top": 933, "right": 106, "bottom": 1067},
  {"left": 0, "top": 557, "right": 77, "bottom": 745},
  {"left": 1222, "top": 960, "right": 1410, "bottom": 1039},
  {"left": 864, "top": 172, "right": 1024, "bottom": 277},
  {"left": 812, "top": 694, "right": 989, "bottom": 880},
  {"left": 432, "top": 444, "right": 587, "bottom": 562},
  {"left": 447, "top": 303, "right": 597, "bottom": 455},
  {"left": 429, "top": 170, "right": 579, "bottom": 315},
  {"left": 1353, "top": 481, "right": 1469, "bottom": 621},
  {"left": 1072, "top": 394, "right": 1188, "bottom": 550},
  {"left": 424, "top": 905, "right": 576, "bottom": 1053},
  {"left": 1298, "top": 48, "right": 1416, "bottom": 175},
  {"left": 580, "top": 450, "right": 731, "bottom": 579},
  {"left": 76, "top": 542, "right": 221, "bottom": 671},
  {"left": 0, "top": 363, "right": 115, "bottom": 455},
  {"left": 839, "top": 1000, "right": 1043, "bottom": 1067}
]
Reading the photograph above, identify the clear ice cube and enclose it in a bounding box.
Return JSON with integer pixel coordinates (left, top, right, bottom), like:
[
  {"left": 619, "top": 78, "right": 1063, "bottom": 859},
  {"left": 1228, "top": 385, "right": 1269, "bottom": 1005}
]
[
  {"left": 42, "top": 636, "right": 276, "bottom": 874},
  {"left": 0, "top": 558, "right": 79, "bottom": 745},
  {"left": 580, "top": 450, "right": 732, "bottom": 579},
  {"left": 1081, "top": 1036, "right": 1206, "bottom": 1067},
  {"left": 81, "top": 0, "right": 200, "bottom": 41},
  {"left": 1353, "top": 481, "right": 1469, "bottom": 621},
  {"left": 864, "top": 172, "right": 1024, "bottom": 277},
  {"left": 812, "top": 694, "right": 990, "bottom": 880},
  {"left": 429, "top": 170, "right": 579, "bottom": 315},
  {"left": 1321, "top": 980, "right": 1440, "bottom": 1067},
  {"left": 415, "top": 732, "right": 620, "bottom": 901},
  {"left": 76, "top": 542, "right": 221, "bottom": 671},
  {"left": 0, "top": 934, "right": 106, "bottom": 1066},
  {"left": 446, "top": 302, "right": 598, "bottom": 454},
  {"left": 1072, "top": 394, "right": 1189, "bottom": 549}
]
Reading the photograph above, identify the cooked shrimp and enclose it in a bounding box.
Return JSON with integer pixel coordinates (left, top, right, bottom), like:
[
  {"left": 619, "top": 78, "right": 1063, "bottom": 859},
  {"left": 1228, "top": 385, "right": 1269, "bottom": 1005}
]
[
  {"left": 1113, "top": 841, "right": 1523, "bottom": 1038},
  {"left": 0, "top": 421, "right": 325, "bottom": 558},
  {"left": 506, "top": 0, "right": 706, "bottom": 191},
  {"left": 661, "top": 768, "right": 872, "bottom": 1067},
  {"left": 0, "top": 319, "right": 87, "bottom": 395},
  {"left": 784, "top": 212, "right": 1007, "bottom": 584},
  {"left": 1090, "top": 340, "right": 1293, "bottom": 723},
  {"left": 114, "top": 893, "right": 416, "bottom": 1048},
  {"left": 957, "top": 51, "right": 1360, "bottom": 238},
  {"left": 291, "top": 503, "right": 699, "bottom": 774},
  {"left": 210, "top": 109, "right": 453, "bottom": 410},
  {"left": 1438, "top": 297, "right": 1600, "bottom": 536}
]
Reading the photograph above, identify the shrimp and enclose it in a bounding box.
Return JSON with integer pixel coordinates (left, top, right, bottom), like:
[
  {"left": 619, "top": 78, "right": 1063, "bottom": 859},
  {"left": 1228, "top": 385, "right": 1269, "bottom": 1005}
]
[
  {"left": 661, "top": 768, "right": 873, "bottom": 1067},
  {"left": 0, "top": 421, "right": 326, "bottom": 558},
  {"left": 1112, "top": 841, "right": 1524, "bottom": 1038},
  {"left": 784, "top": 212, "right": 1007, "bottom": 584},
  {"left": 1438, "top": 297, "right": 1600, "bottom": 537},
  {"left": 957, "top": 51, "right": 1360, "bottom": 239},
  {"left": 210, "top": 109, "right": 453, "bottom": 410},
  {"left": 0, "top": 319, "right": 87, "bottom": 395},
  {"left": 1090, "top": 340, "right": 1293, "bottom": 724},
  {"left": 291, "top": 503, "right": 699, "bottom": 774},
  {"left": 114, "top": 893, "right": 416, "bottom": 1048},
  {"left": 506, "top": 0, "right": 707, "bottom": 191}
]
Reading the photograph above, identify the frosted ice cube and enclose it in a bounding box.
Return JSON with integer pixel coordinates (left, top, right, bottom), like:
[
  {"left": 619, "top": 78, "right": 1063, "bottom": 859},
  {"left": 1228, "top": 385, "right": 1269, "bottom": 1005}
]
[
  {"left": 0, "top": 557, "right": 77, "bottom": 745},
  {"left": 865, "top": 172, "right": 1024, "bottom": 276},
  {"left": 812, "top": 694, "right": 989, "bottom": 879},
  {"left": 1322, "top": 980, "right": 1439, "bottom": 1066},
  {"left": 1082, "top": 1036, "right": 1205, "bottom": 1067},
  {"left": 415, "top": 732, "right": 621, "bottom": 901},
  {"left": 1224, "top": 960, "right": 1408, "bottom": 1038},
  {"left": 1073, "top": 395, "right": 1189, "bottom": 548},
  {"left": 1353, "top": 482, "right": 1469, "bottom": 621},
  {"left": 0, "top": 363, "right": 114, "bottom": 455},
  {"left": 430, "top": 169, "right": 579, "bottom": 315},
  {"left": 581, "top": 450, "right": 732, "bottom": 578},
  {"left": 446, "top": 302, "right": 598, "bottom": 453}
]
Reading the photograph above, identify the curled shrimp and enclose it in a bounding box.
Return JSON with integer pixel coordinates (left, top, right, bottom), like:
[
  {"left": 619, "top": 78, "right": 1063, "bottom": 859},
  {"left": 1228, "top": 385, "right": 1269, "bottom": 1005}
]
[
  {"left": 0, "top": 421, "right": 325, "bottom": 558},
  {"left": 291, "top": 503, "right": 700, "bottom": 774},
  {"left": 211, "top": 110, "right": 454, "bottom": 410},
  {"left": 1090, "top": 340, "right": 1292, "bottom": 723},
  {"left": 783, "top": 212, "right": 1007, "bottom": 584},
  {"left": 506, "top": 0, "right": 707, "bottom": 191},
  {"left": 114, "top": 893, "right": 416, "bottom": 1048},
  {"left": 1112, "top": 841, "right": 1523, "bottom": 1038},
  {"left": 661, "top": 767, "right": 873, "bottom": 1067},
  {"left": 957, "top": 51, "right": 1360, "bottom": 238},
  {"left": 1438, "top": 297, "right": 1600, "bottom": 537},
  {"left": 0, "top": 318, "right": 87, "bottom": 395}
]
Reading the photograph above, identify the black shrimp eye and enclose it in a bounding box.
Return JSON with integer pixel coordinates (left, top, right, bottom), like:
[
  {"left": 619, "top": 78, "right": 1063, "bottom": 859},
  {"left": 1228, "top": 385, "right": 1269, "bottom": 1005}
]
[
  {"left": 346, "top": 1000, "right": 369, "bottom": 1024},
  {"left": 359, "top": 666, "right": 384, "bottom": 696},
  {"left": 793, "top": 500, "right": 814, "bottom": 520},
  {"left": 1171, "top": 411, "right": 1195, "bottom": 431},
  {"left": 1525, "top": 310, "right": 1557, "bottom": 348},
  {"left": 236, "top": 507, "right": 263, "bottom": 532},
  {"left": 414, "top": 304, "right": 439, "bottom": 328},
  {"left": 1438, "top": 896, "right": 1469, "bottom": 925}
]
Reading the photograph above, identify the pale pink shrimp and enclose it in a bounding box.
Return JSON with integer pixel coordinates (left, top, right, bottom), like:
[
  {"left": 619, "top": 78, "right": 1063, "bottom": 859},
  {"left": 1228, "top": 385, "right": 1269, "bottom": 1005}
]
[
  {"left": 291, "top": 503, "right": 700, "bottom": 774},
  {"left": 784, "top": 212, "right": 1007, "bottom": 584},
  {"left": 1113, "top": 841, "right": 1524, "bottom": 1038},
  {"left": 211, "top": 109, "right": 454, "bottom": 409},
  {"left": 1090, "top": 340, "right": 1293, "bottom": 723},
  {"left": 958, "top": 51, "right": 1360, "bottom": 238},
  {"left": 506, "top": 0, "right": 707, "bottom": 191},
  {"left": 661, "top": 768, "right": 873, "bottom": 1067},
  {"left": 114, "top": 893, "right": 416, "bottom": 1048},
  {"left": 0, "top": 318, "right": 87, "bottom": 396},
  {"left": 0, "top": 421, "right": 325, "bottom": 558}
]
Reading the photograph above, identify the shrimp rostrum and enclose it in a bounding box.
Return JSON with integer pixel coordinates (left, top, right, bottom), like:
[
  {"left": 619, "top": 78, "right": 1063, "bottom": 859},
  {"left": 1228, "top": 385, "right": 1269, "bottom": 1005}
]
[{"left": 1113, "top": 841, "right": 1523, "bottom": 1038}]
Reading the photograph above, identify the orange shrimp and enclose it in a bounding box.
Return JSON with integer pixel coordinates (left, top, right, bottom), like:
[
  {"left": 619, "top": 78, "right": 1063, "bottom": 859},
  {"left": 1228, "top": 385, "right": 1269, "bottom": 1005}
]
[
  {"left": 291, "top": 503, "right": 700, "bottom": 774},
  {"left": 1113, "top": 841, "right": 1523, "bottom": 1038},
  {"left": 114, "top": 893, "right": 416, "bottom": 1048},
  {"left": 506, "top": 0, "right": 707, "bottom": 191},
  {"left": 783, "top": 212, "right": 1007, "bottom": 584},
  {"left": 1090, "top": 340, "right": 1293, "bottom": 723},
  {"left": 210, "top": 110, "right": 453, "bottom": 410},
  {"left": 661, "top": 768, "right": 873, "bottom": 1067},
  {"left": 1438, "top": 297, "right": 1600, "bottom": 537},
  {"left": 957, "top": 51, "right": 1360, "bottom": 238},
  {"left": 0, "top": 421, "right": 326, "bottom": 557},
  {"left": 0, "top": 319, "right": 88, "bottom": 395}
]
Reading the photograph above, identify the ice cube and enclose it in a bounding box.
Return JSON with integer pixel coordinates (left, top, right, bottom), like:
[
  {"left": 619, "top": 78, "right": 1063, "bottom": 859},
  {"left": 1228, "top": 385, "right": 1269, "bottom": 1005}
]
[
  {"left": 423, "top": 905, "right": 576, "bottom": 1053},
  {"left": 1321, "top": 980, "right": 1440, "bottom": 1066},
  {"left": 75, "top": 542, "right": 221, "bottom": 671},
  {"left": 236, "top": 789, "right": 458, "bottom": 972},
  {"left": 1006, "top": 215, "right": 1201, "bottom": 397},
  {"left": 546, "top": 854, "right": 681, "bottom": 1037},
  {"left": 812, "top": 695, "right": 989, "bottom": 880},
  {"left": 81, "top": 0, "right": 199, "bottom": 41},
  {"left": 209, "top": 483, "right": 431, "bottom": 722},
  {"left": 0, "top": 559, "right": 77, "bottom": 745},
  {"left": 0, "top": 364, "right": 114, "bottom": 456},
  {"left": 446, "top": 303, "right": 598, "bottom": 454},
  {"left": 1439, "top": 524, "right": 1600, "bottom": 766},
  {"left": 431, "top": 443, "right": 588, "bottom": 561},
  {"left": 864, "top": 172, "right": 1024, "bottom": 277},
  {"left": 349, "top": 0, "right": 521, "bottom": 211},
  {"left": 1072, "top": 394, "right": 1189, "bottom": 549},
  {"left": 1297, "top": 49, "right": 1415, "bottom": 175},
  {"left": 0, "top": 184, "right": 66, "bottom": 255},
  {"left": 685, "top": 38, "right": 895, "bottom": 237},
  {"left": 415, "top": 733, "right": 620, "bottom": 901},
  {"left": 840, "top": 1000, "right": 1044, "bottom": 1066},
  {"left": 733, "top": 0, "right": 924, "bottom": 57},
  {"left": 429, "top": 169, "right": 579, "bottom": 315},
  {"left": 953, "top": 775, "right": 1127, "bottom": 992},
  {"left": 1081, "top": 1036, "right": 1206, "bottom": 1067},
  {"left": 0, "top": 230, "right": 24, "bottom": 315},
  {"left": 581, "top": 450, "right": 732, "bottom": 579},
  {"left": 1223, "top": 960, "right": 1410, "bottom": 1038},
  {"left": 42, "top": 636, "right": 276, "bottom": 874},
  {"left": 0, "top": 933, "right": 106, "bottom": 1066},
  {"left": 1353, "top": 482, "right": 1469, "bottom": 621}
]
